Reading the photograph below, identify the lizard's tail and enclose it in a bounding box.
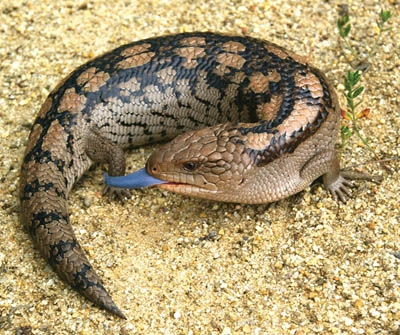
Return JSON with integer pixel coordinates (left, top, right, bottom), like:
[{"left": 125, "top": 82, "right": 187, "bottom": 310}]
[{"left": 20, "top": 153, "right": 126, "bottom": 319}]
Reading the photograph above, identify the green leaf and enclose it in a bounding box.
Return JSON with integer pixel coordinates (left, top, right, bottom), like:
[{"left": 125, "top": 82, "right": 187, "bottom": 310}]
[
  {"left": 347, "top": 70, "right": 361, "bottom": 86},
  {"left": 337, "top": 15, "right": 351, "bottom": 38},
  {"left": 377, "top": 10, "right": 392, "bottom": 30},
  {"left": 340, "top": 125, "right": 353, "bottom": 141},
  {"left": 380, "top": 10, "right": 392, "bottom": 23},
  {"left": 352, "top": 86, "right": 364, "bottom": 98},
  {"left": 337, "top": 15, "right": 349, "bottom": 27},
  {"left": 343, "top": 25, "right": 351, "bottom": 37},
  {"left": 354, "top": 71, "right": 361, "bottom": 84},
  {"left": 342, "top": 15, "right": 350, "bottom": 24},
  {"left": 380, "top": 27, "right": 393, "bottom": 32}
]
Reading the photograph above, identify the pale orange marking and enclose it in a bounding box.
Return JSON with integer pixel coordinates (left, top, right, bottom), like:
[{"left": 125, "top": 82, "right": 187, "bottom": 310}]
[
  {"left": 248, "top": 70, "right": 281, "bottom": 94},
  {"left": 158, "top": 45, "right": 173, "bottom": 53},
  {"left": 179, "top": 37, "right": 207, "bottom": 46},
  {"left": 229, "top": 70, "right": 247, "bottom": 84},
  {"left": 216, "top": 52, "right": 246, "bottom": 70},
  {"left": 222, "top": 41, "right": 246, "bottom": 53},
  {"left": 58, "top": 87, "right": 87, "bottom": 114},
  {"left": 276, "top": 100, "right": 320, "bottom": 135},
  {"left": 266, "top": 69, "right": 282, "bottom": 83},
  {"left": 213, "top": 64, "right": 230, "bottom": 77},
  {"left": 120, "top": 43, "right": 152, "bottom": 57},
  {"left": 77, "top": 67, "right": 110, "bottom": 93},
  {"left": 76, "top": 67, "right": 96, "bottom": 86},
  {"left": 265, "top": 42, "right": 308, "bottom": 64},
  {"left": 244, "top": 80, "right": 321, "bottom": 151},
  {"left": 41, "top": 119, "right": 68, "bottom": 156},
  {"left": 249, "top": 72, "right": 269, "bottom": 94},
  {"left": 295, "top": 71, "right": 323, "bottom": 99},
  {"left": 258, "top": 94, "right": 283, "bottom": 121},
  {"left": 248, "top": 70, "right": 282, "bottom": 120},
  {"left": 175, "top": 47, "right": 206, "bottom": 69},
  {"left": 116, "top": 51, "right": 155, "bottom": 70},
  {"left": 244, "top": 130, "right": 274, "bottom": 150}
]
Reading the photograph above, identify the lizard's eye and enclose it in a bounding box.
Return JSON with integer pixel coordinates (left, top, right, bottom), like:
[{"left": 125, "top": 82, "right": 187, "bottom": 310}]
[{"left": 182, "top": 161, "right": 199, "bottom": 172}]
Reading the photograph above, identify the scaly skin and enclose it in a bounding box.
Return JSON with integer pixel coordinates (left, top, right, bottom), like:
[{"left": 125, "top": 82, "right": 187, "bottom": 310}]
[{"left": 20, "top": 32, "right": 372, "bottom": 318}]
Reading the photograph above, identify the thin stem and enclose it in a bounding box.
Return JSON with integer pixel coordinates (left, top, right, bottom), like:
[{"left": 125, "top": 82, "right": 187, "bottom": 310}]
[
  {"left": 351, "top": 116, "right": 375, "bottom": 155},
  {"left": 342, "top": 38, "right": 359, "bottom": 59}
]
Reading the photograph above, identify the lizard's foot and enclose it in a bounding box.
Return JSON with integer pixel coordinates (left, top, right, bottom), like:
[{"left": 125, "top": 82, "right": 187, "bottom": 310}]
[
  {"left": 103, "top": 185, "right": 131, "bottom": 201},
  {"left": 324, "top": 169, "right": 382, "bottom": 203}
]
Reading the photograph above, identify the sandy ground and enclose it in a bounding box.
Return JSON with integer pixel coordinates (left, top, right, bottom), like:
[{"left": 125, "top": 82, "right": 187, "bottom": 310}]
[{"left": 1, "top": 0, "right": 400, "bottom": 334}]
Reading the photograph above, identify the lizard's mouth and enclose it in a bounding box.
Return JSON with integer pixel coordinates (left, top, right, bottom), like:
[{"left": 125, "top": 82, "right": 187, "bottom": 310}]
[
  {"left": 103, "top": 168, "right": 216, "bottom": 194},
  {"left": 157, "top": 182, "right": 213, "bottom": 193}
]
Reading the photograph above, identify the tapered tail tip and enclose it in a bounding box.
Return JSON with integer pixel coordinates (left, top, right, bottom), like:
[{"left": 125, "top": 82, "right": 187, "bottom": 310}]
[
  {"left": 109, "top": 304, "right": 127, "bottom": 319},
  {"left": 88, "top": 289, "right": 127, "bottom": 319},
  {"left": 79, "top": 278, "right": 127, "bottom": 319}
]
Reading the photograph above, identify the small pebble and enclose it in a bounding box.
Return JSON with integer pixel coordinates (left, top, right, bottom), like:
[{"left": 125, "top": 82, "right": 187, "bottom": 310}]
[{"left": 173, "top": 310, "right": 182, "bottom": 319}]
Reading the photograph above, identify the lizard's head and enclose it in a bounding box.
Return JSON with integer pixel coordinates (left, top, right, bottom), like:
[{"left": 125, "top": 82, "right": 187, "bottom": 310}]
[{"left": 145, "top": 124, "right": 256, "bottom": 202}]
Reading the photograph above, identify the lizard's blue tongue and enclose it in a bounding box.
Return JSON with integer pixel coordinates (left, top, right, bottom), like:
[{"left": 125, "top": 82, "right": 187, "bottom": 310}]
[{"left": 103, "top": 168, "right": 168, "bottom": 189}]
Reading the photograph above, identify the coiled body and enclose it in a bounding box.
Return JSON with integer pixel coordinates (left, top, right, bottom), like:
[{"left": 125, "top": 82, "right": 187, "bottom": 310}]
[{"left": 20, "top": 32, "right": 354, "bottom": 318}]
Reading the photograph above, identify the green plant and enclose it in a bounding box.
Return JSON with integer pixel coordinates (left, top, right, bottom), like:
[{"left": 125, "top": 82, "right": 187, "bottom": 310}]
[
  {"left": 337, "top": 10, "right": 392, "bottom": 66},
  {"left": 337, "top": 10, "right": 392, "bottom": 154},
  {"left": 340, "top": 70, "right": 373, "bottom": 153}
]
